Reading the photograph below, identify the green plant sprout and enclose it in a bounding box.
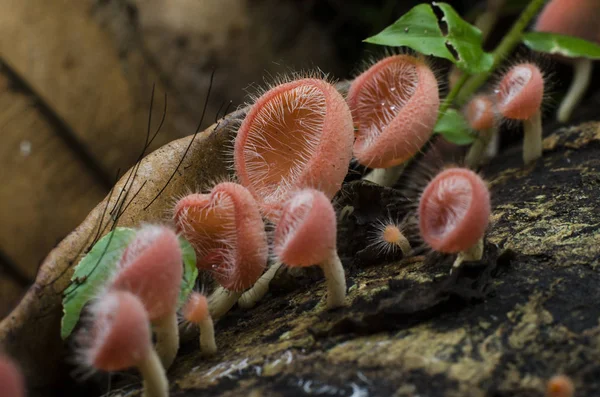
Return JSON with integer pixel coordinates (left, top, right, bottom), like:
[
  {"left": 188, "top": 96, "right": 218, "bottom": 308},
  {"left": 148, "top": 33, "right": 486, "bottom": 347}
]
[{"left": 365, "top": 0, "right": 600, "bottom": 145}]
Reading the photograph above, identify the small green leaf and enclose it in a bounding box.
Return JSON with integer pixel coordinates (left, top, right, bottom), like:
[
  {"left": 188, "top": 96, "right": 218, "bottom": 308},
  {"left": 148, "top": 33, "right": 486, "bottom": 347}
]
[
  {"left": 364, "top": 2, "right": 493, "bottom": 74},
  {"left": 434, "top": 109, "right": 476, "bottom": 145},
  {"left": 178, "top": 237, "right": 197, "bottom": 307},
  {"left": 522, "top": 32, "right": 600, "bottom": 59},
  {"left": 61, "top": 227, "right": 198, "bottom": 340},
  {"left": 61, "top": 227, "right": 136, "bottom": 340}
]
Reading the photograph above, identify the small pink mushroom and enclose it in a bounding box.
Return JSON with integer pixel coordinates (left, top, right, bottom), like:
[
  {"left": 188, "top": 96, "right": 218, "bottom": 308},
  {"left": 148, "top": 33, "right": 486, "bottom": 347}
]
[
  {"left": 347, "top": 54, "right": 440, "bottom": 186},
  {"left": 273, "top": 188, "right": 346, "bottom": 309},
  {"left": 419, "top": 168, "right": 491, "bottom": 273},
  {"left": 183, "top": 292, "right": 216, "bottom": 355},
  {"left": 77, "top": 291, "right": 167, "bottom": 397},
  {"left": 369, "top": 219, "right": 412, "bottom": 257},
  {"left": 0, "top": 355, "right": 25, "bottom": 397},
  {"left": 547, "top": 375, "right": 575, "bottom": 397},
  {"left": 464, "top": 94, "right": 499, "bottom": 168},
  {"left": 495, "top": 63, "right": 545, "bottom": 165},
  {"left": 174, "top": 182, "right": 268, "bottom": 318},
  {"left": 234, "top": 78, "right": 354, "bottom": 219},
  {"left": 110, "top": 225, "right": 183, "bottom": 369},
  {"left": 535, "top": 0, "right": 600, "bottom": 122}
]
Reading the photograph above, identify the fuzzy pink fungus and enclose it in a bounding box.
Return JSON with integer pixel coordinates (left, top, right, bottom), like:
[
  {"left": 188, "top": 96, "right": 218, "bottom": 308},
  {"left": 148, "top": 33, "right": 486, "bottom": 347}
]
[
  {"left": 174, "top": 182, "right": 268, "bottom": 317},
  {"left": 273, "top": 188, "right": 346, "bottom": 309},
  {"left": 0, "top": 355, "right": 25, "bottom": 397},
  {"left": 110, "top": 225, "right": 182, "bottom": 369},
  {"left": 495, "top": 63, "right": 545, "bottom": 164},
  {"left": 234, "top": 78, "right": 354, "bottom": 219},
  {"left": 183, "top": 292, "right": 216, "bottom": 355},
  {"left": 78, "top": 291, "right": 167, "bottom": 397},
  {"left": 535, "top": 0, "right": 600, "bottom": 122},
  {"left": 547, "top": 375, "right": 575, "bottom": 397},
  {"left": 419, "top": 168, "right": 490, "bottom": 254},
  {"left": 347, "top": 54, "right": 440, "bottom": 186},
  {"left": 464, "top": 94, "right": 499, "bottom": 168}
]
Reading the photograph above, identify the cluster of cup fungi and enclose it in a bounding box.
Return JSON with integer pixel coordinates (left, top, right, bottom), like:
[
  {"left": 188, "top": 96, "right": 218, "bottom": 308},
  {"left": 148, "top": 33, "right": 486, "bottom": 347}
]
[{"left": 3, "top": 0, "right": 598, "bottom": 395}]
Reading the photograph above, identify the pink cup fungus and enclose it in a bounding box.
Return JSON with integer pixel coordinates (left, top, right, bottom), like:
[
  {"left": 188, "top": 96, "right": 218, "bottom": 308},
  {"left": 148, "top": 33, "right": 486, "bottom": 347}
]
[
  {"left": 0, "top": 355, "right": 25, "bottom": 397},
  {"left": 183, "top": 292, "right": 216, "bottom": 355},
  {"left": 369, "top": 219, "right": 411, "bottom": 257},
  {"left": 495, "top": 63, "right": 545, "bottom": 165},
  {"left": 173, "top": 182, "right": 268, "bottom": 318},
  {"left": 418, "top": 167, "right": 491, "bottom": 273},
  {"left": 535, "top": 0, "right": 600, "bottom": 122},
  {"left": 77, "top": 291, "right": 168, "bottom": 397},
  {"left": 110, "top": 225, "right": 183, "bottom": 369},
  {"left": 273, "top": 188, "right": 346, "bottom": 309},
  {"left": 347, "top": 54, "right": 440, "bottom": 186},
  {"left": 547, "top": 375, "right": 575, "bottom": 397},
  {"left": 234, "top": 77, "right": 354, "bottom": 219},
  {"left": 464, "top": 94, "right": 500, "bottom": 168}
]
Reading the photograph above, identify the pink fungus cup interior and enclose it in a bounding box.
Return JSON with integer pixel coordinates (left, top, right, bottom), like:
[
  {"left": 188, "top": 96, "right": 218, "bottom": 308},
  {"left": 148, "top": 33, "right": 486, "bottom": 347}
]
[
  {"left": 274, "top": 189, "right": 336, "bottom": 267},
  {"left": 234, "top": 78, "right": 354, "bottom": 219},
  {"left": 347, "top": 54, "right": 440, "bottom": 169},
  {"left": 465, "top": 95, "right": 495, "bottom": 131},
  {"left": 495, "top": 63, "right": 544, "bottom": 121},
  {"left": 82, "top": 291, "right": 151, "bottom": 372},
  {"left": 111, "top": 225, "right": 182, "bottom": 321},
  {"left": 173, "top": 182, "right": 267, "bottom": 293},
  {"left": 0, "top": 355, "right": 25, "bottom": 397},
  {"left": 419, "top": 168, "right": 490, "bottom": 253},
  {"left": 535, "top": 0, "right": 600, "bottom": 44}
]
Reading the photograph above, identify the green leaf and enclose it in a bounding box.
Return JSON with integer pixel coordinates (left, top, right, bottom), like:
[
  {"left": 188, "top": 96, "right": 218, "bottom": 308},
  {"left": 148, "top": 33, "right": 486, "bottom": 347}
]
[
  {"left": 364, "top": 2, "right": 493, "bottom": 74},
  {"left": 434, "top": 108, "right": 476, "bottom": 145},
  {"left": 61, "top": 227, "right": 136, "bottom": 340},
  {"left": 61, "top": 227, "right": 198, "bottom": 340},
  {"left": 522, "top": 32, "right": 600, "bottom": 59},
  {"left": 178, "top": 237, "right": 197, "bottom": 307}
]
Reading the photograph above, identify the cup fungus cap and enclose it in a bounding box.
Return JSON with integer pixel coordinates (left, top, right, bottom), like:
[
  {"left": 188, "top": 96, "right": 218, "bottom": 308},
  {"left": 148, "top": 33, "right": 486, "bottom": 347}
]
[
  {"left": 274, "top": 189, "right": 336, "bottom": 267},
  {"left": 495, "top": 63, "right": 544, "bottom": 121},
  {"left": 174, "top": 182, "right": 268, "bottom": 292},
  {"left": 465, "top": 95, "right": 496, "bottom": 131},
  {"left": 81, "top": 291, "right": 151, "bottom": 372},
  {"left": 234, "top": 78, "right": 354, "bottom": 218},
  {"left": 111, "top": 225, "right": 182, "bottom": 321},
  {"left": 535, "top": 0, "right": 600, "bottom": 44},
  {"left": 347, "top": 54, "right": 440, "bottom": 169},
  {"left": 0, "top": 355, "right": 25, "bottom": 397},
  {"left": 418, "top": 168, "right": 490, "bottom": 253},
  {"left": 183, "top": 292, "right": 210, "bottom": 324},
  {"left": 547, "top": 375, "right": 575, "bottom": 397}
]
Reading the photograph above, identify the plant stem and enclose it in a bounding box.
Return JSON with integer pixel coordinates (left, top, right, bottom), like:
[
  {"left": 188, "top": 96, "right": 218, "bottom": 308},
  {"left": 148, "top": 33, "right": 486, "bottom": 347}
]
[
  {"left": 438, "top": 73, "right": 470, "bottom": 120},
  {"left": 456, "top": 0, "right": 547, "bottom": 105}
]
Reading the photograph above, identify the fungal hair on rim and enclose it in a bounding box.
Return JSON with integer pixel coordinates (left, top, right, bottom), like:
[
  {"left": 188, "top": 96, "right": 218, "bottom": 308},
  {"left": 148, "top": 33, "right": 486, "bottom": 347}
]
[
  {"left": 242, "top": 84, "right": 327, "bottom": 205},
  {"left": 75, "top": 293, "right": 121, "bottom": 370}
]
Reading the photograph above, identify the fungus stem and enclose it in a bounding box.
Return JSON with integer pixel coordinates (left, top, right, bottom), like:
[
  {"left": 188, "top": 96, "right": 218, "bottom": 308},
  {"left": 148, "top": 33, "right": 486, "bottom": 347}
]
[
  {"left": 558, "top": 58, "right": 593, "bottom": 123},
  {"left": 238, "top": 262, "right": 283, "bottom": 309},
  {"left": 522, "top": 109, "right": 543, "bottom": 164},
  {"left": 465, "top": 127, "right": 498, "bottom": 168},
  {"left": 450, "top": 238, "right": 484, "bottom": 274},
  {"left": 139, "top": 348, "right": 169, "bottom": 397},
  {"left": 199, "top": 316, "right": 217, "bottom": 355},
  {"left": 153, "top": 311, "right": 179, "bottom": 370},
  {"left": 363, "top": 165, "right": 405, "bottom": 187},
  {"left": 456, "top": 0, "right": 547, "bottom": 105},
  {"left": 322, "top": 252, "right": 347, "bottom": 309},
  {"left": 208, "top": 287, "right": 242, "bottom": 318},
  {"left": 394, "top": 233, "right": 412, "bottom": 257}
]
